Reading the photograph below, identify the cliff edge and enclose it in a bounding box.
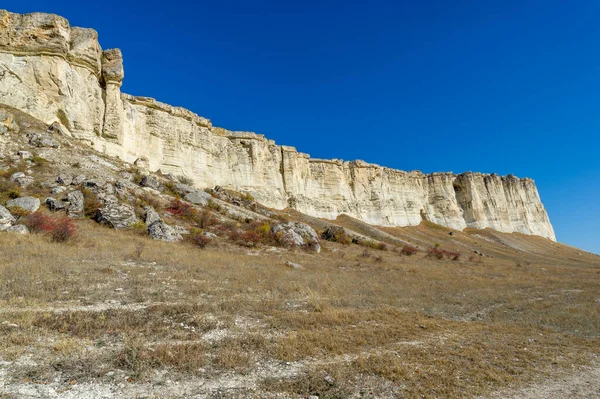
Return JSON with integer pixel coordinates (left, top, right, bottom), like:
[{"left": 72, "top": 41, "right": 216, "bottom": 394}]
[{"left": 0, "top": 10, "right": 555, "bottom": 240}]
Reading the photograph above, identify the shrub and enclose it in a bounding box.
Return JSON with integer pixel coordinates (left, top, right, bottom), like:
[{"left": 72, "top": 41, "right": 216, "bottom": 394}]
[
  {"left": 50, "top": 217, "right": 77, "bottom": 242},
  {"left": 7, "top": 206, "right": 30, "bottom": 218},
  {"left": 188, "top": 229, "right": 211, "bottom": 248},
  {"left": 400, "top": 245, "right": 418, "bottom": 256},
  {"left": 427, "top": 247, "right": 460, "bottom": 261},
  {"left": 166, "top": 199, "right": 198, "bottom": 220},
  {"left": 321, "top": 226, "right": 351, "bottom": 245},
  {"left": 241, "top": 192, "right": 255, "bottom": 201},
  {"left": 231, "top": 230, "right": 262, "bottom": 247},
  {"left": 197, "top": 210, "right": 218, "bottom": 229},
  {"left": 82, "top": 188, "right": 104, "bottom": 217},
  {"left": 25, "top": 212, "right": 55, "bottom": 233},
  {"left": 177, "top": 175, "right": 194, "bottom": 185},
  {"left": 24, "top": 212, "right": 77, "bottom": 242}
]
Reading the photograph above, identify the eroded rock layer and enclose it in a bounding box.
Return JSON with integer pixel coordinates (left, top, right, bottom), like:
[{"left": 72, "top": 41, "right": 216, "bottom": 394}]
[{"left": 0, "top": 10, "right": 556, "bottom": 240}]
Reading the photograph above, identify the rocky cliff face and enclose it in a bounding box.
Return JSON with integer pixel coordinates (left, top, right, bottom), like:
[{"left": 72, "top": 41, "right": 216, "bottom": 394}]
[{"left": 0, "top": 10, "right": 556, "bottom": 240}]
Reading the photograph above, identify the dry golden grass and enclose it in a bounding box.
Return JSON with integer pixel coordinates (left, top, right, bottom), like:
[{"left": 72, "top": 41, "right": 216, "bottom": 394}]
[{"left": 0, "top": 219, "right": 598, "bottom": 397}]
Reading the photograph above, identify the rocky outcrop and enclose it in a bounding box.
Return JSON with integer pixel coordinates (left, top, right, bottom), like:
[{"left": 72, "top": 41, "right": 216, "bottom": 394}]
[{"left": 0, "top": 10, "right": 556, "bottom": 240}]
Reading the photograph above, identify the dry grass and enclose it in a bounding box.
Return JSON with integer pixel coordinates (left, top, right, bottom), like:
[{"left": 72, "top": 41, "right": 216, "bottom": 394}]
[{"left": 0, "top": 219, "right": 598, "bottom": 397}]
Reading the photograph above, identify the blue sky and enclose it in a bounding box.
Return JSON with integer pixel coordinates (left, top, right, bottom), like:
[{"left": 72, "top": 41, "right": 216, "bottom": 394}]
[{"left": 4, "top": 1, "right": 600, "bottom": 254}]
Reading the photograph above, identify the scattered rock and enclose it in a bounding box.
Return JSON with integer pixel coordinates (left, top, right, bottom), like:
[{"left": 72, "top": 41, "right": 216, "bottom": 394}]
[
  {"left": 148, "top": 220, "right": 182, "bottom": 242},
  {"left": 184, "top": 190, "right": 212, "bottom": 206},
  {"left": 285, "top": 261, "right": 303, "bottom": 269},
  {"left": 173, "top": 183, "right": 196, "bottom": 196},
  {"left": 28, "top": 132, "right": 60, "bottom": 148},
  {"left": 9, "top": 172, "right": 25, "bottom": 182},
  {"left": 56, "top": 174, "right": 73, "bottom": 186},
  {"left": 6, "top": 224, "right": 29, "bottom": 234},
  {"left": 140, "top": 175, "right": 160, "bottom": 190},
  {"left": 48, "top": 121, "right": 69, "bottom": 136},
  {"left": 72, "top": 174, "right": 87, "bottom": 185},
  {"left": 0, "top": 110, "right": 19, "bottom": 134},
  {"left": 144, "top": 206, "right": 161, "bottom": 225},
  {"left": 17, "top": 150, "right": 32, "bottom": 160},
  {"left": 0, "top": 205, "right": 16, "bottom": 229},
  {"left": 45, "top": 197, "right": 67, "bottom": 211},
  {"left": 51, "top": 186, "right": 67, "bottom": 195},
  {"left": 95, "top": 202, "right": 138, "bottom": 229},
  {"left": 449, "top": 231, "right": 455, "bottom": 236},
  {"left": 6, "top": 197, "right": 40, "bottom": 213},
  {"left": 134, "top": 157, "right": 149, "bottom": 169},
  {"left": 321, "top": 226, "right": 348, "bottom": 242},
  {"left": 66, "top": 190, "right": 84, "bottom": 218},
  {"left": 324, "top": 375, "right": 335, "bottom": 385},
  {"left": 272, "top": 222, "right": 321, "bottom": 252},
  {"left": 203, "top": 231, "right": 217, "bottom": 239}
]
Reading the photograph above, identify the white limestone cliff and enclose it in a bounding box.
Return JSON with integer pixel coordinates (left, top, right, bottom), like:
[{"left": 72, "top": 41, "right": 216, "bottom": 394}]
[{"left": 0, "top": 10, "right": 556, "bottom": 240}]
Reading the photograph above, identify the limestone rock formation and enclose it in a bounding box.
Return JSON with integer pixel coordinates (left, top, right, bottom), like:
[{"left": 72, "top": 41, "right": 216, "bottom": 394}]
[{"left": 0, "top": 10, "right": 556, "bottom": 240}]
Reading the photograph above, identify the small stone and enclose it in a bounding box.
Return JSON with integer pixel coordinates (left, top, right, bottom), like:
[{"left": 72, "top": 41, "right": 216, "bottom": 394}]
[
  {"left": 45, "top": 197, "right": 67, "bottom": 211},
  {"left": 51, "top": 186, "right": 67, "bottom": 195},
  {"left": 285, "top": 261, "right": 303, "bottom": 269},
  {"left": 144, "top": 206, "right": 161, "bottom": 226},
  {"left": 203, "top": 232, "right": 217, "bottom": 239},
  {"left": 17, "top": 151, "right": 33, "bottom": 160}
]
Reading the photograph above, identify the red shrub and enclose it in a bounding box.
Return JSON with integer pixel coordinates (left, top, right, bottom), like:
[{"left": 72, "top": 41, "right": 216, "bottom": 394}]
[
  {"left": 25, "top": 212, "right": 77, "bottom": 242},
  {"left": 188, "top": 230, "right": 211, "bottom": 248},
  {"left": 50, "top": 217, "right": 77, "bottom": 242},
  {"left": 25, "top": 212, "right": 55, "bottom": 233},
  {"left": 427, "top": 247, "right": 460, "bottom": 261},
  {"left": 400, "top": 245, "right": 418, "bottom": 256}
]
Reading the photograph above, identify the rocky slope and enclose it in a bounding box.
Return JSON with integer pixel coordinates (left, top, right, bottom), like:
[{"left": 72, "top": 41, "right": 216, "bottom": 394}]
[{"left": 0, "top": 10, "right": 555, "bottom": 240}]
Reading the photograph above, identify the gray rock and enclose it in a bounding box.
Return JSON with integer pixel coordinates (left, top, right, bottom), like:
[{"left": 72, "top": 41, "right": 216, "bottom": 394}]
[
  {"left": 140, "top": 175, "right": 160, "bottom": 190},
  {"left": 45, "top": 197, "right": 67, "bottom": 211},
  {"left": 148, "top": 220, "right": 182, "bottom": 242},
  {"left": 17, "top": 151, "right": 33, "bottom": 160},
  {"left": 72, "top": 174, "right": 87, "bottom": 185},
  {"left": 184, "top": 190, "right": 212, "bottom": 206},
  {"left": 0, "top": 205, "right": 16, "bottom": 228},
  {"left": 285, "top": 261, "right": 303, "bottom": 269},
  {"left": 95, "top": 202, "right": 138, "bottom": 229},
  {"left": 56, "top": 174, "right": 73, "bottom": 186},
  {"left": 6, "top": 197, "right": 40, "bottom": 213},
  {"left": 0, "top": 152, "right": 4, "bottom": 159},
  {"left": 173, "top": 183, "right": 196, "bottom": 196},
  {"left": 66, "top": 190, "right": 84, "bottom": 218},
  {"left": 28, "top": 133, "right": 59, "bottom": 148},
  {"left": 144, "top": 206, "right": 162, "bottom": 226},
  {"left": 9, "top": 172, "right": 26, "bottom": 182},
  {"left": 115, "top": 178, "right": 136, "bottom": 190},
  {"left": 272, "top": 222, "right": 321, "bottom": 253},
  {"left": 203, "top": 231, "right": 217, "bottom": 239},
  {"left": 15, "top": 176, "right": 34, "bottom": 188},
  {"left": 51, "top": 186, "right": 67, "bottom": 195},
  {"left": 48, "top": 121, "right": 69, "bottom": 136},
  {"left": 6, "top": 224, "right": 29, "bottom": 234},
  {"left": 0, "top": 111, "right": 19, "bottom": 134}
]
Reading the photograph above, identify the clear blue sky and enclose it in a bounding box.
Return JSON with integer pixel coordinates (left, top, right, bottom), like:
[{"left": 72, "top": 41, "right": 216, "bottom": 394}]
[{"left": 5, "top": 1, "right": 600, "bottom": 254}]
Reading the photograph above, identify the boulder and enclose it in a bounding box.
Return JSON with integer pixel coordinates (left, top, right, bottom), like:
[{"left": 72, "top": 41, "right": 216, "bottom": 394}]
[
  {"left": 144, "top": 206, "right": 161, "bottom": 225},
  {"left": 184, "top": 190, "right": 212, "bottom": 206},
  {"left": 140, "top": 175, "right": 160, "bottom": 190},
  {"left": 321, "top": 226, "right": 349, "bottom": 243},
  {"left": 45, "top": 197, "right": 67, "bottom": 211},
  {"left": 56, "top": 174, "right": 73, "bottom": 186},
  {"left": 6, "top": 197, "right": 40, "bottom": 213},
  {"left": 148, "top": 220, "right": 182, "bottom": 242},
  {"left": 271, "top": 222, "right": 321, "bottom": 253},
  {"left": 6, "top": 225, "right": 29, "bottom": 234},
  {"left": 95, "top": 202, "right": 138, "bottom": 229},
  {"left": 66, "top": 190, "right": 84, "bottom": 218},
  {"left": 0, "top": 205, "right": 16, "bottom": 229},
  {"left": 72, "top": 174, "right": 87, "bottom": 185}
]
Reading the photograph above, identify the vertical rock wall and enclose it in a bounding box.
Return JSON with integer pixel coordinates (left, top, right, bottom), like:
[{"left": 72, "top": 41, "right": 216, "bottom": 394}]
[{"left": 0, "top": 10, "right": 556, "bottom": 240}]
